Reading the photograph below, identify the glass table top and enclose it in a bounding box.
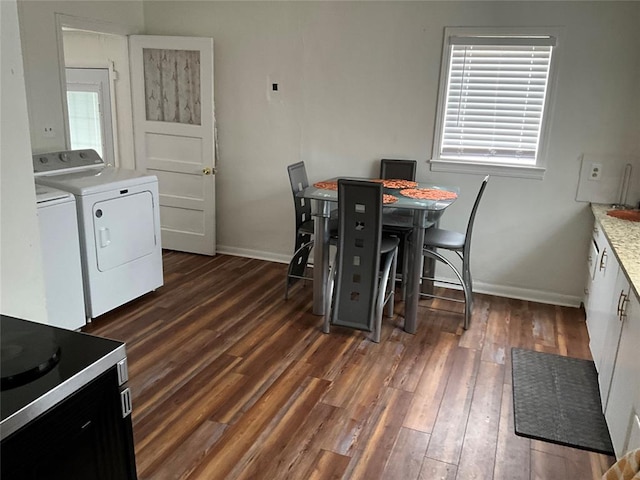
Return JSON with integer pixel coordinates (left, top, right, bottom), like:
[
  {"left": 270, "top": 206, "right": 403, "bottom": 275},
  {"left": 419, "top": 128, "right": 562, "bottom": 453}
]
[{"left": 300, "top": 177, "right": 459, "bottom": 211}]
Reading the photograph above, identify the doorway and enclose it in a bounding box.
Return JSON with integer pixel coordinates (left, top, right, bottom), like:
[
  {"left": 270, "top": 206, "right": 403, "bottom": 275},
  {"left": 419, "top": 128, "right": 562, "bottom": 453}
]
[{"left": 59, "top": 23, "right": 135, "bottom": 169}]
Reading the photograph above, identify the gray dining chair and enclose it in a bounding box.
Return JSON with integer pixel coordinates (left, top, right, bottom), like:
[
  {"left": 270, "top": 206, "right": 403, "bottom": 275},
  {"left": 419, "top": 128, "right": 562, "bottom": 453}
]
[
  {"left": 284, "top": 161, "right": 337, "bottom": 300},
  {"left": 420, "top": 175, "right": 489, "bottom": 329},
  {"left": 380, "top": 159, "right": 418, "bottom": 299},
  {"left": 379, "top": 158, "right": 417, "bottom": 181},
  {"left": 323, "top": 179, "right": 398, "bottom": 343}
]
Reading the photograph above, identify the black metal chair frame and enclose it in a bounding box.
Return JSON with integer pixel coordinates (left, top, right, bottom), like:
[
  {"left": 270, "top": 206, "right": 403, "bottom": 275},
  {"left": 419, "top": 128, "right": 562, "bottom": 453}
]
[{"left": 419, "top": 175, "right": 490, "bottom": 329}]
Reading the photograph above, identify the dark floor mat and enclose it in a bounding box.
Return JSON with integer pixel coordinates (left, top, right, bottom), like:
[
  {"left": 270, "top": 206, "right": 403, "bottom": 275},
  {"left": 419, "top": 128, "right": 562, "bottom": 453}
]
[{"left": 511, "top": 347, "right": 614, "bottom": 455}]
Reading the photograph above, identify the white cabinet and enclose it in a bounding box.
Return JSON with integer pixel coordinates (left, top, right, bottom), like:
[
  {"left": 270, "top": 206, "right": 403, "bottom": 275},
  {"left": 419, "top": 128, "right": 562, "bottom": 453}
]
[
  {"left": 605, "top": 290, "right": 640, "bottom": 457},
  {"left": 628, "top": 414, "right": 640, "bottom": 451},
  {"left": 584, "top": 217, "right": 640, "bottom": 459},
  {"left": 585, "top": 223, "right": 620, "bottom": 373}
]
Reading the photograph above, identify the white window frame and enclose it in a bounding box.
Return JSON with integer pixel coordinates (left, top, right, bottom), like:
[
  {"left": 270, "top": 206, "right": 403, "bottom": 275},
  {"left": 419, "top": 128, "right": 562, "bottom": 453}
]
[
  {"left": 430, "top": 27, "right": 562, "bottom": 180},
  {"left": 65, "top": 67, "right": 115, "bottom": 166}
]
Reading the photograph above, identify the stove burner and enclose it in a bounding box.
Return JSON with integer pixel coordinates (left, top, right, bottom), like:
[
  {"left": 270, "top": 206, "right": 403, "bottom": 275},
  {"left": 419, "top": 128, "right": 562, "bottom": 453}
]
[{"left": 1, "top": 331, "right": 61, "bottom": 391}]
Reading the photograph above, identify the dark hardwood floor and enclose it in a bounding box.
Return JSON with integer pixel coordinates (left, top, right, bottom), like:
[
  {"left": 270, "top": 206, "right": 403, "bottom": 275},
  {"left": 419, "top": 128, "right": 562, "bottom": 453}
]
[{"left": 85, "top": 251, "right": 614, "bottom": 479}]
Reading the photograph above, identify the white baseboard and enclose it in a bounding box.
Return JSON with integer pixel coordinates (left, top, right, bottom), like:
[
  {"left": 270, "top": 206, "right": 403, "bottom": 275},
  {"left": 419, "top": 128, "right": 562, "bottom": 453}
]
[
  {"left": 460, "top": 280, "right": 582, "bottom": 308},
  {"left": 216, "top": 245, "right": 289, "bottom": 264},
  {"left": 215, "top": 247, "right": 583, "bottom": 308}
]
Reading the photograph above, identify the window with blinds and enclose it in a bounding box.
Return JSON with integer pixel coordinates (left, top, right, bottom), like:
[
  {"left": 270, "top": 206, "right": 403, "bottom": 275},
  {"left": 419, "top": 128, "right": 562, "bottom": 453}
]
[{"left": 432, "top": 31, "right": 558, "bottom": 175}]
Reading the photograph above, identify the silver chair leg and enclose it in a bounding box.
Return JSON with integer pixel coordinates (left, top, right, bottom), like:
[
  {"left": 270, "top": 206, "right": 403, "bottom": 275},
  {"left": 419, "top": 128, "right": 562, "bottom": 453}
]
[
  {"left": 422, "top": 249, "right": 472, "bottom": 330},
  {"left": 462, "top": 257, "right": 472, "bottom": 329},
  {"left": 386, "top": 246, "right": 398, "bottom": 318},
  {"left": 372, "top": 248, "right": 396, "bottom": 343},
  {"left": 323, "top": 251, "right": 338, "bottom": 334}
]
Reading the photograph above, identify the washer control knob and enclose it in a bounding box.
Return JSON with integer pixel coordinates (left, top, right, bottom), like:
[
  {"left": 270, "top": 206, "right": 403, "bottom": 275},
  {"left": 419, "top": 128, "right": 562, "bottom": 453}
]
[
  {"left": 39, "top": 157, "right": 48, "bottom": 164},
  {"left": 59, "top": 153, "right": 70, "bottom": 162}
]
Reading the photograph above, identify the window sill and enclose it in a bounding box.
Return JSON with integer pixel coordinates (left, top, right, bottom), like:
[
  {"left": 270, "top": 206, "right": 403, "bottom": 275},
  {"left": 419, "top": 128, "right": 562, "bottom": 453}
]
[{"left": 429, "top": 159, "right": 546, "bottom": 180}]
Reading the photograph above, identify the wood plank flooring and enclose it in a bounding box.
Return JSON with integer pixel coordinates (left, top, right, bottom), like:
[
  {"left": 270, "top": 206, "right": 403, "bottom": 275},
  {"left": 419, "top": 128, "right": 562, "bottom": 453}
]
[{"left": 85, "top": 251, "right": 615, "bottom": 480}]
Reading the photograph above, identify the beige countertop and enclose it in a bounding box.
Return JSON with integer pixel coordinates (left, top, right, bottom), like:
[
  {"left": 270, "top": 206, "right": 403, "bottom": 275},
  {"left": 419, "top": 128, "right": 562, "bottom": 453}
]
[{"left": 591, "top": 204, "right": 640, "bottom": 299}]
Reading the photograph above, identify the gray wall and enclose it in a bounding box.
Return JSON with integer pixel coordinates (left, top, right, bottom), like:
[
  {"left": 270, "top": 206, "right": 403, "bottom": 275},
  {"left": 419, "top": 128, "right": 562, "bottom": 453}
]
[
  {"left": 14, "top": 1, "right": 640, "bottom": 308},
  {"left": 142, "top": 1, "right": 640, "bottom": 306}
]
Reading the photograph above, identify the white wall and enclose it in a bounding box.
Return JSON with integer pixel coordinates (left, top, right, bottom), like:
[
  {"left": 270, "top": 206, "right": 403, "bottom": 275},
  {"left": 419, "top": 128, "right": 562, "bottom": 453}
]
[
  {"left": 142, "top": 1, "right": 640, "bottom": 306},
  {"left": 63, "top": 30, "right": 136, "bottom": 169},
  {"left": 17, "top": 0, "right": 144, "bottom": 154},
  {"left": 1, "top": 0, "right": 48, "bottom": 322}
]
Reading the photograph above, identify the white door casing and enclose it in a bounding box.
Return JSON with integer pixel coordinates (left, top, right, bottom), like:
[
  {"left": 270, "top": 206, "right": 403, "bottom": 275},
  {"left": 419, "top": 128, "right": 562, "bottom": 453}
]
[{"left": 130, "top": 35, "right": 216, "bottom": 255}]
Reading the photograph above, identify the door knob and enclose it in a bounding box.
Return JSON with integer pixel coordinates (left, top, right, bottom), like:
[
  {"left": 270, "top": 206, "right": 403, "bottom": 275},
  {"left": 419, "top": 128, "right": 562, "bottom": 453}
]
[{"left": 202, "top": 167, "right": 211, "bottom": 175}]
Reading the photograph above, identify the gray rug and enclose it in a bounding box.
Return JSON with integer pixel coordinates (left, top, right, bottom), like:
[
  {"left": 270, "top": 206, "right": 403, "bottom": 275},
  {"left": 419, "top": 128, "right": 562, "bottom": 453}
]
[{"left": 511, "top": 348, "right": 614, "bottom": 455}]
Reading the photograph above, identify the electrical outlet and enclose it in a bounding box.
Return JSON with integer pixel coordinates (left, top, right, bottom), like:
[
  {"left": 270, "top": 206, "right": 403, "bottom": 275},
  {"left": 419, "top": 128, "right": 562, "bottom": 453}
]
[
  {"left": 43, "top": 126, "right": 55, "bottom": 138},
  {"left": 588, "top": 163, "right": 603, "bottom": 181}
]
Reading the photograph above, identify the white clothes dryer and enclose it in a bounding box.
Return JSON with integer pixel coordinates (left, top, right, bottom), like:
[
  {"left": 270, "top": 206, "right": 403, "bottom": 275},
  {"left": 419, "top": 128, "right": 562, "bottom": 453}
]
[
  {"left": 34, "top": 149, "right": 163, "bottom": 321},
  {"left": 36, "top": 185, "right": 86, "bottom": 330}
]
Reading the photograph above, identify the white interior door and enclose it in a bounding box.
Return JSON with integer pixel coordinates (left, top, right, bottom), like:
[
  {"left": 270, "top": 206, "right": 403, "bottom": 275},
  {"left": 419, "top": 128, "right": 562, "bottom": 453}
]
[{"left": 130, "top": 35, "right": 216, "bottom": 255}]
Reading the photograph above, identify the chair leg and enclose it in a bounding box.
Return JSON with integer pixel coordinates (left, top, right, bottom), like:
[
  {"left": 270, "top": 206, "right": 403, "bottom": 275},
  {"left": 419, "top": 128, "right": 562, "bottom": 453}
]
[
  {"left": 372, "top": 248, "right": 396, "bottom": 343},
  {"left": 386, "top": 246, "right": 398, "bottom": 318},
  {"left": 462, "top": 278, "right": 472, "bottom": 330},
  {"left": 422, "top": 249, "right": 472, "bottom": 330},
  {"left": 462, "top": 256, "right": 473, "bottom": 330},
  {"left": 323, "top": 254, "right": 337, "bottom": 334},
  {"left": 284, "top": 240, "right": 314, "bottom": 300}
]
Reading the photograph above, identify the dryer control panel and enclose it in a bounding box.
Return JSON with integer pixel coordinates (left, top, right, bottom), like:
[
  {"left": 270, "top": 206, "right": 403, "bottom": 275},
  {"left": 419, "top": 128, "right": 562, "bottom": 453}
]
[{"left": 33, "top": 149, "right": 104, "bottom": 175}]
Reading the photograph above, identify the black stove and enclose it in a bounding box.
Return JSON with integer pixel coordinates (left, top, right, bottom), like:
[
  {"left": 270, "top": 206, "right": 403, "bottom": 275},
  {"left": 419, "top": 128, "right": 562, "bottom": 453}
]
[
  {"left": 1, "top": 315, "right": 137, "bottom": 480},
  {"left": 0, "top": 315, "right": 125, "bottom": 440}
]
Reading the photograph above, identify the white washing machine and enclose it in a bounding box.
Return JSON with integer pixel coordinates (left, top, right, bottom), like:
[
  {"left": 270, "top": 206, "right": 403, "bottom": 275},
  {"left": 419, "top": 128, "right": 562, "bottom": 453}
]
[
  {"left": 33, "top": 149, "right": 163, "bottom": 321},
  {"left": 36, "top": 185, "right": 86, "bottom": 330}
]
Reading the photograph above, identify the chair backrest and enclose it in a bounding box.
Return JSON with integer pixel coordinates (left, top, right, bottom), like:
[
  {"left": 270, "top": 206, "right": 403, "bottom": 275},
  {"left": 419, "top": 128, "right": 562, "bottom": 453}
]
[
  {"left": 463, "top": 175, "right": 490, "bottom": 258},
  {"left": 380, "top": 159, "right": 417, "bottom": 181},
  {"left": 287, "top": 162, "right": 312, "bottom": 249},
  {"left": 331, "top": 180, "right": 383, "bottom": 332}
]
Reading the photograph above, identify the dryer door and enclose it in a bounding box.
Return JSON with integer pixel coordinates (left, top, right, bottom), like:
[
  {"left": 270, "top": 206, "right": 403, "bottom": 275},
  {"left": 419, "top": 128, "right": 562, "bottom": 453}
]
[{"left": 93, "top": 191, "right": 157, "bottom": 272}]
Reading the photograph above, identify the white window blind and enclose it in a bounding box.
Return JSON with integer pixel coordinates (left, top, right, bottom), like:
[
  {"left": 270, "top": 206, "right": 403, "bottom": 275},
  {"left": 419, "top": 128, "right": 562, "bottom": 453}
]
[{"left": 439, "top": 36, "right": 555, "bottom": 166}]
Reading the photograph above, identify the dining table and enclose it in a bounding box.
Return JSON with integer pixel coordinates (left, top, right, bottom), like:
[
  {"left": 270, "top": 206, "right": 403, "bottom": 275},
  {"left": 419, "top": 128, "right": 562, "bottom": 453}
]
[{"left": 300, "top": 177, "right": 459, "bottom": 334}]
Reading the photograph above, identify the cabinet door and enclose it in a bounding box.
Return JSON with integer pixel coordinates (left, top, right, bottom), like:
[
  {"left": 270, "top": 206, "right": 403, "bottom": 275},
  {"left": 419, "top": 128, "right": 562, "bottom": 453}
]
[
  {"left": 587, "top": 234, "right": 619, "bottom": 371},
  {"left": 605, "top": 290, "right": 640, "bottom": 457},
  {"left": 599, "top": 270, "right": 629, "bottom": 409},
  {"left": 583, "top": 237, "right": 598, "bottom": 309},
  {"left": 628, "top": 414, "right": 640, "bottom": 452}
]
